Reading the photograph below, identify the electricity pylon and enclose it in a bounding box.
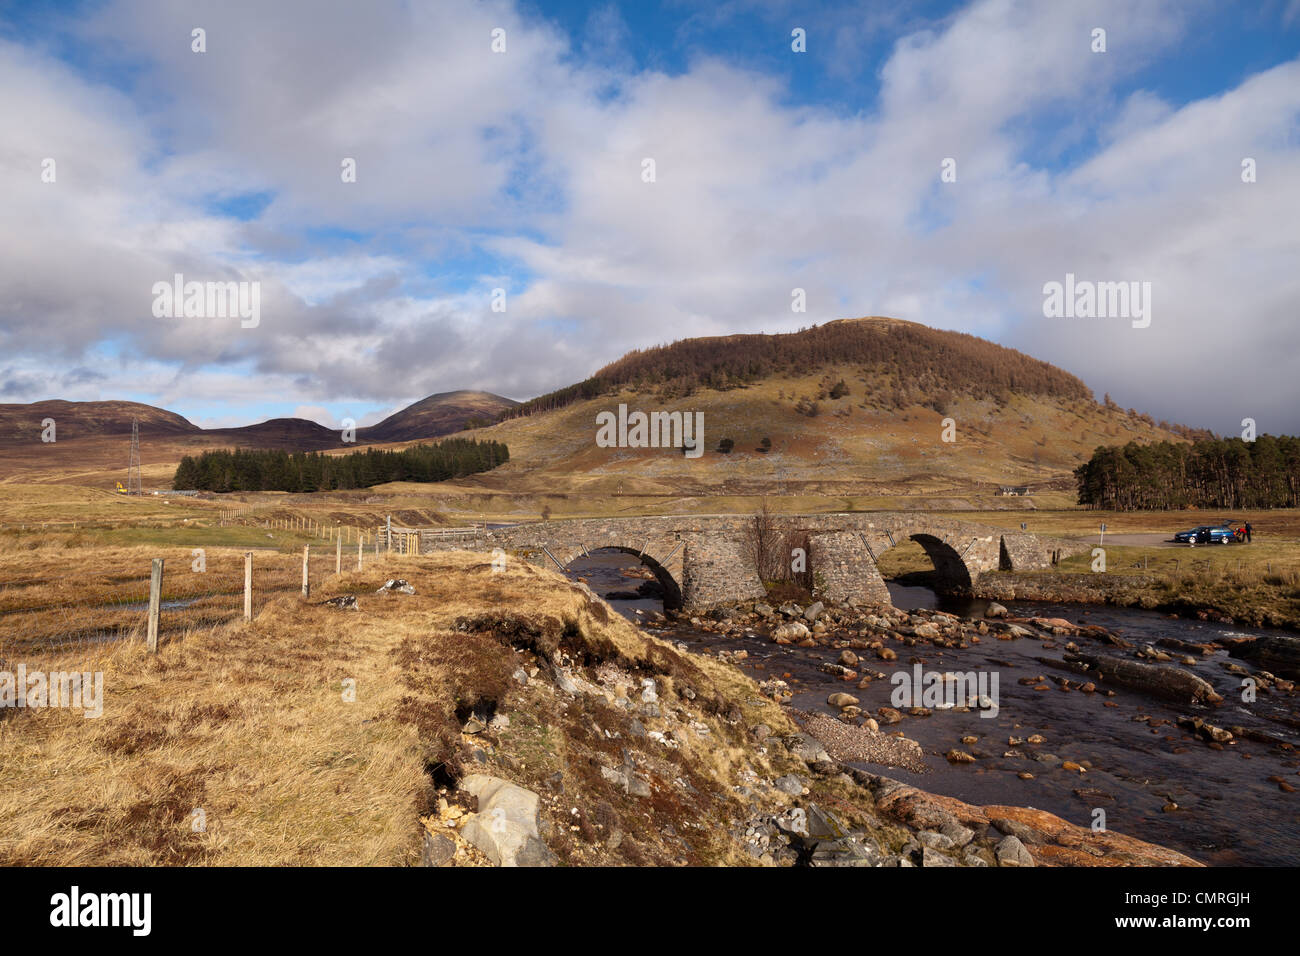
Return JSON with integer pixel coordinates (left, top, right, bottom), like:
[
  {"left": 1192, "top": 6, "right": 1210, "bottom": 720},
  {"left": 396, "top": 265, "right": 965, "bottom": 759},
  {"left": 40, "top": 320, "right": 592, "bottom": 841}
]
[{"left": 127, "top": 420, "right": 142, "bottom": 495}]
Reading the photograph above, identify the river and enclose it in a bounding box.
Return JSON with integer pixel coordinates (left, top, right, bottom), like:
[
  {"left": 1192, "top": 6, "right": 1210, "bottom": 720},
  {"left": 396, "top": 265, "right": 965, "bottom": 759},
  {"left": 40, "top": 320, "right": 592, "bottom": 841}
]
[{"left": 568, "top": 550, "right": 1300, "bottom": 866}]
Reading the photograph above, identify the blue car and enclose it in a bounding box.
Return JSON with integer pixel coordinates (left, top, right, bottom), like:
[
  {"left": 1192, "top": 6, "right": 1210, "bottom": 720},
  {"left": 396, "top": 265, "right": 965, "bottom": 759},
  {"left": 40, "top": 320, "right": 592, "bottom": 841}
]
[{"left": 1173, "top": 525, "right": 1237, "bottom": 544}]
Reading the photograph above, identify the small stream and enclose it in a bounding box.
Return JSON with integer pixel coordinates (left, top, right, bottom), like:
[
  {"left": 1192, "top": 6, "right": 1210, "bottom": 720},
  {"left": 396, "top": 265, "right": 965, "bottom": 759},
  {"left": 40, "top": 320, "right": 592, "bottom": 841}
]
[{"left": 569, "top": 551, "right": 1300, "bottom": 866}]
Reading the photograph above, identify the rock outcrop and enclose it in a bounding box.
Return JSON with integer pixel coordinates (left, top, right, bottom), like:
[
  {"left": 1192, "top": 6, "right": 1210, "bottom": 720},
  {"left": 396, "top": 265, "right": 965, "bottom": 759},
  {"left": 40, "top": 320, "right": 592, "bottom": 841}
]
[{"left": 458, "top": 775, "right": 556, "bottom": 867}]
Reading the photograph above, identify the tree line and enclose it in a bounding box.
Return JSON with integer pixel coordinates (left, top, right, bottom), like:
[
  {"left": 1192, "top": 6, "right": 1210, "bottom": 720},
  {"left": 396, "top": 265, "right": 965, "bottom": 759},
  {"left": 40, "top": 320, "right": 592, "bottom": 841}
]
[
  {"left": 173, "top": 438, "right": 510, "bottom": 492},
  {"left": 1075, "top": 435, "right": 1300, "bottom": 510}
]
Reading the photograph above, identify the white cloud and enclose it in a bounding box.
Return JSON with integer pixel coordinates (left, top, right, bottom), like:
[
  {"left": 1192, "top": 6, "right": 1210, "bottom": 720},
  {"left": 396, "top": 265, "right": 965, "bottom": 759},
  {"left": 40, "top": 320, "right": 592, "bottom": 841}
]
[{"left": 1, "top": 0, "right": 1297, "bottom": 436}]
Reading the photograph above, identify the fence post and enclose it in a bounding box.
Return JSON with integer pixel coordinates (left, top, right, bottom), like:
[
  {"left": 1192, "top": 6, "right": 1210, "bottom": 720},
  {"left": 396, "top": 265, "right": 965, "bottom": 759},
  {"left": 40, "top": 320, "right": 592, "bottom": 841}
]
[
  {"left": 244, "top": 551, "right": 253, "bottom": 620},
  {"left": 147, "top": 557, "right": 164, "bottom": 653},
  {"left": 336, "top": 533, "right": 342, "bottom": 574},
  {"left": 357, "top": 536, "right": 363, "bottom": 571},
  {"left": 386, "top": 515, "right": 392, "bottom": 553},
  {"left": 302, "top": 545, "right": 310, "bottom": 598}
]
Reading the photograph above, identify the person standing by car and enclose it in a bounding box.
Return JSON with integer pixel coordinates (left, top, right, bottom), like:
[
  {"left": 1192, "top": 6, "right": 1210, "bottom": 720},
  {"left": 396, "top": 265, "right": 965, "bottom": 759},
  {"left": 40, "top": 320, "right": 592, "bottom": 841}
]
[{"left": 1245, "top": 521, "right": 1253, "bottom": 544}]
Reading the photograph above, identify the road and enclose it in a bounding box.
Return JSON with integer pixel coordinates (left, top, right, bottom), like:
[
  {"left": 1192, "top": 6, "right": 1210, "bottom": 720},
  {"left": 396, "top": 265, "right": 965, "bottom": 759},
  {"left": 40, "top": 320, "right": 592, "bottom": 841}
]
[{"left": 1092, "top": 532, "right": 1227, "bottom": 549}]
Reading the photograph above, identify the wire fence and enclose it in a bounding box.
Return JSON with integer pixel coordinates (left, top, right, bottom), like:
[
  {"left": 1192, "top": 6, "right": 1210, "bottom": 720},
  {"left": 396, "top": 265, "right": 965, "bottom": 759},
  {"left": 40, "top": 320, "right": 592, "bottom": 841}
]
[{"left": 0, "top": 542, "right": 389, "bottom": 671}]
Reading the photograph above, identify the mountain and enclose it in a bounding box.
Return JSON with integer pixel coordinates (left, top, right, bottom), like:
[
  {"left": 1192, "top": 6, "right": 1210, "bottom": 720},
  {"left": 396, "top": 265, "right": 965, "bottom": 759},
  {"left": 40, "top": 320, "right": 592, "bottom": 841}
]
[
  {"left": 504, "top": 317, "right": 1092, "bottom": 420},
  {"left": 0, "top": 390, "right": 518, "bottom": 485},
  {"left": 205, "top": 418, "right": 344, "bottom": 450},
  {"left": 444, "top": 317, "right": 1201, "bottom": 503},
  {"left": 0, "top": 399, "right": 200, "bottom": 444},
  {"left": 0, "top": 391, "right": 518, "bottom": 452},
  {"left": 359, "top": 390, "right": 520, "bottom": 442}
]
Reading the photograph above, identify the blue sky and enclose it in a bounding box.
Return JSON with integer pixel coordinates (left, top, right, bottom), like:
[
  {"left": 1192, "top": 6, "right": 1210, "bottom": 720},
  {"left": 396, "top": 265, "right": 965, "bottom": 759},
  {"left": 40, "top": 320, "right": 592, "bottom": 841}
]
[{"left": 2, "top": 0, "right": 1299, "bottom": 432}]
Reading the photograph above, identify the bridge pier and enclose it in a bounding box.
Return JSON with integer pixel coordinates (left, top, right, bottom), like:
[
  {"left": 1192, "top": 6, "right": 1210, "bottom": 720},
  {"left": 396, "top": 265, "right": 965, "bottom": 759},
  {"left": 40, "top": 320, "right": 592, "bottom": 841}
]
[
  {"left": 680, "top": 533, "right": 766, "bottom": 610},
  {"left": 807, "top": 531, "right": 891, "bottom": 605}
]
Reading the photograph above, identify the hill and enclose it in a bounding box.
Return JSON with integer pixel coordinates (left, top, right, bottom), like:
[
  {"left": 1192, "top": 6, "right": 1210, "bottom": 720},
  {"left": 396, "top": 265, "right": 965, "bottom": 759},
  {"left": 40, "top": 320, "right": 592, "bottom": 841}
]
[
  {"left": 359, "top": 390, "right": 519, "bottom": 442},
  {"left": 205, "top": 418, "right": 345, "bottom": 451},
  {"left": 0, "top": 391, "right": 517, "bottom": 486},
  {"left": 0, "top": 400, "right": 200, "bottom": 444},
  {"left": 505, "top": 317, "right": 1093, "bottom": 420},
  {"left": 428, "top": 318, "right": 1200, "bottom": 506}
]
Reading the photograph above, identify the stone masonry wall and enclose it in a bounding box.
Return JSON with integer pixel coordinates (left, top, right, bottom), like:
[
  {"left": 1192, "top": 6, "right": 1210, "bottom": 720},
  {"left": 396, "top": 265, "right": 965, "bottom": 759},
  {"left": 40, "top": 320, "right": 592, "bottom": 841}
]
[
  {"left": 382, "top": 512, "right": 1072, "bottom": 611},
  {"left": 679, "top": 532, "right": 767, "bottom": 610},
  {"left": 807, "top": 531, "right": 891, "bottom": 605}
]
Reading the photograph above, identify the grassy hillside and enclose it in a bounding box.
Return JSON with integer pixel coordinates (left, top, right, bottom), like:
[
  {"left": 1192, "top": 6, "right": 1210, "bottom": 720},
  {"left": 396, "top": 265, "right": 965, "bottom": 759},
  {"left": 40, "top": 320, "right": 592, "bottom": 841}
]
[
  {"left": 425, "top": 317, "right": 1189, "bottom": 502},
  {"left": 506, "top": 316, "right": 1095, "bottom": 419},
  {"left": 0, "top": 548, "right": 804, "bottom": 864},
  {"left": 360, "top": 390, "right": 519, "bottom": 442},
  {"left": 454, "top": 368, "right": 1183, "bottom": 500},
  {"left": 0, "top": 400, "right": 199, "bottom": 443}
]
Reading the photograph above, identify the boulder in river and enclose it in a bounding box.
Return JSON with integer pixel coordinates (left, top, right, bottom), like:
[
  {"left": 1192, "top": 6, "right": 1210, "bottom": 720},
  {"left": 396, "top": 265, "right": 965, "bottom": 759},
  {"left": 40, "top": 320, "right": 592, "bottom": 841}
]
[
  {"left": 1061, "top": 651, "right": 1223, "bottom": 705},
  {"left": 773, "top": 621, "right": 811, "bottom": 643}
]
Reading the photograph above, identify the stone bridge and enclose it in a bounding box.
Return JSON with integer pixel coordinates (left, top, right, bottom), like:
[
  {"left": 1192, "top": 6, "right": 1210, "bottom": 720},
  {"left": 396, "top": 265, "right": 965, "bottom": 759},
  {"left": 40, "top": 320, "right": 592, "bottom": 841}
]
[{"left": 384, "top": 514, "right": 1079, "bottom": 612}]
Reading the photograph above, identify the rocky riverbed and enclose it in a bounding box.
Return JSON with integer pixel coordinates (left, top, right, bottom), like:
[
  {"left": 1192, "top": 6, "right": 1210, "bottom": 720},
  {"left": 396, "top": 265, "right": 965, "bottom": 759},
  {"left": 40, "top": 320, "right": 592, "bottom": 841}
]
[
  {"left": 426, "top": 598, "right": 1204, "bottom": 868},
  {"left": 625, "top": 593, "right": 1300, "bottom": 866},
  {"left": 405, "top": 552, "right": 1213, "bottom": 868}
]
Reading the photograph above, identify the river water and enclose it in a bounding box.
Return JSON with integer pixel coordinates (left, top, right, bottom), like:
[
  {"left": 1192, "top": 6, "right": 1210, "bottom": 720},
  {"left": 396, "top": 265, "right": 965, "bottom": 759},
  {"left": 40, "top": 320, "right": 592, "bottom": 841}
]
[{"left": 568, "top": 551, "right": 1300, "bottom": 866}]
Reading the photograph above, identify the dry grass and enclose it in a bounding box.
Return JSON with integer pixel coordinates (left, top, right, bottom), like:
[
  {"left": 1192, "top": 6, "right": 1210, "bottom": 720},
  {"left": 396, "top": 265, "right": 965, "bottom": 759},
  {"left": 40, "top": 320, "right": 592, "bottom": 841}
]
[
  {"left": 1033, "top": 541, "right": 1300, "bottom": 627},
  {"left": 0, "top": 547, "right": 801, "bottom": 866},
  {"left": 0, "top": 541, "right": 347, "bottom": 655},
  {"left": 0, "top": 601, "right": 426, "bottom": 865}
]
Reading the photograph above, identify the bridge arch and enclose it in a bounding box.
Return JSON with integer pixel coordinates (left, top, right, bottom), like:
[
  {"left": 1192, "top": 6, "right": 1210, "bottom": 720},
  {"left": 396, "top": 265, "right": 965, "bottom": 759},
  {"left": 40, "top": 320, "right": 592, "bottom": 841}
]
[
  {"left": 853, "top": 522, "right": 1000, "bottom": 599},
  {"left": 893, "top": 532, "right": 976, "bottom": 592},
  {"left": 563, "top": 545, "right": 684, "bottom": 610}
]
